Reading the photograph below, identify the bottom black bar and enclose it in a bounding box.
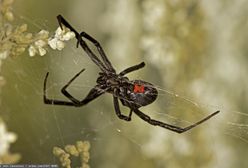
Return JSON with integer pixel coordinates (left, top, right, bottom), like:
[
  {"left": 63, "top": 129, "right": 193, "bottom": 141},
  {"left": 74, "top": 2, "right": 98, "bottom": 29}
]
[{"left": 0, "top": 165, "right": 58, "bottom": 168}]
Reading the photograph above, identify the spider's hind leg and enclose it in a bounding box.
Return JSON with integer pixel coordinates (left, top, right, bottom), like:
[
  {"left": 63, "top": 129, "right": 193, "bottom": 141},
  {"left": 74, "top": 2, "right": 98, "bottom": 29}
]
[
  {"left": 113, "top": 97, "right": 133, "bottom": 121},
  {"left": 113, "top": 89, "right": 133, "bottom": 121},
  {"left": 133, "top": 109, "right": 220, "bottom": 133}
]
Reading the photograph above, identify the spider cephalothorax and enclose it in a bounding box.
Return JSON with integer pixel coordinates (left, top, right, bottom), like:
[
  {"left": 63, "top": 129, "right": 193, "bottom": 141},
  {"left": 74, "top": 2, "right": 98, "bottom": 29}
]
[{"left": 43, "top": 15, "right": 220, "bottom": 133}]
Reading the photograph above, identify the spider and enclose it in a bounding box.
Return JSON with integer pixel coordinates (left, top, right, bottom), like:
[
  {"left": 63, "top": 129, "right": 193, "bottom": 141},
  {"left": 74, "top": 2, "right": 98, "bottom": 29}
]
[{"left": 43, "top": 14, "right": 220, "bottom": 133}]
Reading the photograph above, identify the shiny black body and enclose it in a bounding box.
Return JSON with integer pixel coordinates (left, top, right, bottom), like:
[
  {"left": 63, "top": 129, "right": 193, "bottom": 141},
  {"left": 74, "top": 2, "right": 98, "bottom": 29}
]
[
  {"left": 96, "top": 72, "right": 158, "bottom": 108},
  {"left": 43, "top": 15, "right": 220, "bottom": 133}
]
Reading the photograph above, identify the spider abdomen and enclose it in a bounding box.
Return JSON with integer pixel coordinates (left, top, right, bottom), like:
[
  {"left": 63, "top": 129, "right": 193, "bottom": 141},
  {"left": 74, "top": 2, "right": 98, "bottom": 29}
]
[{"left": 120, "top": 80, "right": 158, "bottom": 108}]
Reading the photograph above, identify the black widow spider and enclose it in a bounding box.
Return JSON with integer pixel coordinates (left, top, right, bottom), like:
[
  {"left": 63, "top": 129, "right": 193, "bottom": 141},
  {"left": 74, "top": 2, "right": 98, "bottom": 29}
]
[{"left": 43, "top": 15, "right": 220, "bottom": 133}]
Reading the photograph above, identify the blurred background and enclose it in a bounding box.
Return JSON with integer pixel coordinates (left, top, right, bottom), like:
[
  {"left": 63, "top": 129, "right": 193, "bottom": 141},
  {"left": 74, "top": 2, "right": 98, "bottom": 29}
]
[{"left": 1, "top": 0, "right": 248, "bottom": 167}]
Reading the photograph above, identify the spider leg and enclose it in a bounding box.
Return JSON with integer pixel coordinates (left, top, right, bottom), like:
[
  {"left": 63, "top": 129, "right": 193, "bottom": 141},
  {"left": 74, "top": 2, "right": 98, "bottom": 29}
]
[
  {"left": 77, "top": 32, "right": 115, "bottom": 72},
  {"left": 119, "top": 62, "right": 145, "bottom": 76},
  {"left": 44, "top": 70, "right": 105, "bottom": 107},
  {"left": 43, "top": 72, "right": 75, "bottom": 106},
  {"left": 133, "top": 109, "right": 220, "bottom": 133},
  {"left": 57, "top": 15, "right": 108, "bottom": 73},
  {"left": 60, "top": 68, "right": 105, "bottom": 106},
  {"left": 113, "top": 89, "right": 133, "bottom": 121},
  {"left": 60, "top": 68, "right": 86, "bottom": 104},
  {"left": 44, "top": 72, "right": 75, "bottom": 106},
  {"left": 62, "top": 86, "right": 105, "bottom": 107}
]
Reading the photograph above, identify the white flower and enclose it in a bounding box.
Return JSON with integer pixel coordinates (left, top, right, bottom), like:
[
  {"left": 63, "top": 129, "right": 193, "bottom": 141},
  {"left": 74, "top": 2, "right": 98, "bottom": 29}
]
[
  {"left": 0, "top": 120, "right": 17, "bottom": 156},
  {"left": 48, "top": 38, "right": 58, "bottom": 50},
  {"left": 54, "top": 26, "right": 75, "bottom": 41},
  {"left": 55, "top": 26, "right": 64, "bottom": 38},
  {"left": 34, "top": 39, "right": 46, "bottom": 48},
  {"left": 48, "top": 26, "right": 75, "bottom": 51},
  {"left": 48, "top": 38, "right": 65, "bottom": 50},
  {"left": 28, "top": 45, "right": 37, "bottom": 57},
  {"left": 29, "top": 39, "right": 48, "bottom": 57},
  {"left": 37, "top": 30, "right": 49, "bottom": 39},
  {"left": 60, "top": 31, "right": 75, "bottom": 41},
  {"left": 28, "top": 26, "right": 75, "bottom": 56},
  {"left": 56, "top": 40, "right": 65, "bottom": 50},
  {"left": 38, "top": 47, "right": 47, "bottom": 56}
]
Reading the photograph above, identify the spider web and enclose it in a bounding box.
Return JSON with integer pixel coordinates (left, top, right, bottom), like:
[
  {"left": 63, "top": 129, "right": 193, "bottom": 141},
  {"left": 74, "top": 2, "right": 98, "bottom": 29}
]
[{"left": 2, "top": 2, "right": 248, "bottom": 168}]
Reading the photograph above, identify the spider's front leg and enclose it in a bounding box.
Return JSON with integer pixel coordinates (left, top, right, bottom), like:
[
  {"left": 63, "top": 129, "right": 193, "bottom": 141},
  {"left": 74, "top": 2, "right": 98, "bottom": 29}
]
[
  {"left": 76, "top": 31, "right": 115, "bottom": 72},
  {"left": 113, "top": 89, "right": 133, "bottom": 121},
  {"left": 57, "top": 15, "right": 108, "bottom": 73},
  {"left": 44, "top": 72, "right": 76, "bottom": 106}
]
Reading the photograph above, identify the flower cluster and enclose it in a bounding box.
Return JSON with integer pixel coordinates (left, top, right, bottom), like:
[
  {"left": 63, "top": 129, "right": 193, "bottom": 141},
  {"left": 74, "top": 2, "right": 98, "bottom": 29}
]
[
  {"left": 53, "top": 141, "right": 90, "bottom": 168},
  {"left": 0, "top": 118, "right": 20, "bottom": 164},
  {"left": 28, "top": 26, "right": 75, "bottom": 57},
  {"left": 0, "top": 22, "right": 75, "bottom": 58},
  {"left": 27, "top": 30, "right": 49, "bottom": 57},
  {"left": 48, "top": 26, "right": 75, "bottom": 51},
  {"left": 0, "top": 0, "right": 75, "bottom": 59},
  {"left": 0, "top": 0, "right": 75, "bottom": 85},
  {"left": 0, "top": 0, "right": 76, "bottom": 163},
  {"left": 0, "top": 120, "right": 16, "bottom": 156}
]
